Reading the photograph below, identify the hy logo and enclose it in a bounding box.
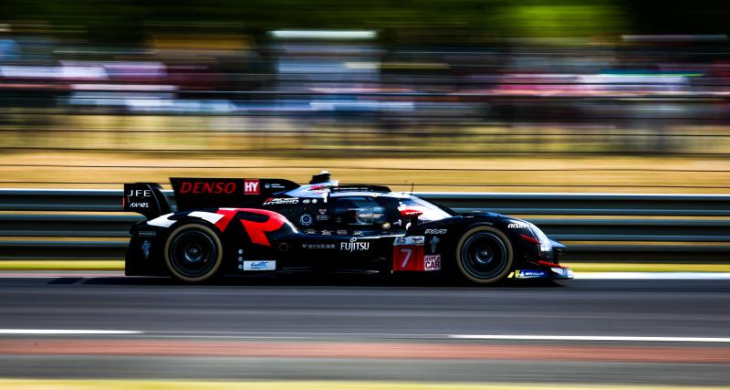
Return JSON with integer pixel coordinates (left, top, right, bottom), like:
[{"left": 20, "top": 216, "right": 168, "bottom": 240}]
[{"left": 244, "top": 179, "right": 260, "bottom": 195}]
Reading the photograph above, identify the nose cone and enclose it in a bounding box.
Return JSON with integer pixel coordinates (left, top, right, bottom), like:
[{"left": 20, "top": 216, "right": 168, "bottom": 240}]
[{"left": 550, "top": 239, "right": 567, "bottom": 254}]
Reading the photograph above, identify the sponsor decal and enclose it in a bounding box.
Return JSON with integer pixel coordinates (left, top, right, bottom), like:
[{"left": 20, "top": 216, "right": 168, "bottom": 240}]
[
  {"left": 508, "top": 221, "right": 529, "bottom": 229},
  {"left": 340, "top": 238, "right": 370, "bottom": 252},
  {"left": 141, "top": 240, "right": 151, "bottom": 259},
  {"left": 244, "top": 179, "right": 260, "bottom": 195},
  {"left": 429, "top": 236, "right": 440, "bottom": 253},
  {"left": 302, "top": 243, "right": 336, "bottom": 250},
  {"left": 137, "top": 230, "right": 157, "bottom": 238},
  {"left": 303, "top": 199, "right": 311, "bottom": 204},
  {"left": 263, "top": 198, "right": 299, "bottom": 206},
  {"left": 336, "top": 230, "right": 348, "bottom": 235},
  {"left": 312, "top": 199, "right": 318, "bottom": 204},
  {"left": 321, "top": 230, "right": 332, "bottom": 236},
  {"left": 424, "top": 254, "right": 441, "bottom": 271},
  {"left": 127, "top": 189, "right": 151, "bottom": 198},
  {"left": 243, "top": 260, "right": 276, "bottom": 271},
  {"left": 319, "top": 209, "right": 327, "bottom": 215},
  {"left": 382, "top": 222, "right": 391, "bottom": 230},
  {"left": 514, "top": 270, "right": 547, "bottom": 279},
  {"left": 305, "top": 229, "right": 317, "bottom": 235},
  {"left": 393, "top": 236, "right": 425, "bottom": 246},
  {"left": 424, "top": 229, "right": 447, "bottom": 235},
  {"left": 268, "top": 182, "right": 287, "bottom": 189},
  {"left": 353, "top": 230, "right": 364, "bottom": 236},
  {"left": 125, "top": 188, "right": 152, "bottom": 210},
  {"left": 299, "top": 213, "right": 313, "bottom": 226},
  {"left": 316, "top": 214, "right": 330, "bottom": 221},
  {"left": 393, "top": 220, "right": 403, "bottom": 227},
  {"left": 179, "top": 181, "right": 237, "bottom": 194}
]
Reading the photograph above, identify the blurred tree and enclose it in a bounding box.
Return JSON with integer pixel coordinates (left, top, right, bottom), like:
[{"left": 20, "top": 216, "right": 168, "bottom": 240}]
[
  {"left": 1, "top": 0, "right": 730, "bottom": 44},
  {"left": 494, "top": 1, "right": 625, "bottom": 38}
]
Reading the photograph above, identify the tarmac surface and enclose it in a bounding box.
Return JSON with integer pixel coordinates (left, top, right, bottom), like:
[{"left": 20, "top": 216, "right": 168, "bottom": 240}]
[{"left": 0, "top": 274, "right": 728, "bottom": 385}]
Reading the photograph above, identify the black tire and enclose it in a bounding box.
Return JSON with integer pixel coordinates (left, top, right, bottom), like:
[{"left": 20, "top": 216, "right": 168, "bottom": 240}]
[
  {"left": 164, "top": 223, "right": 223, "bottom": 283},
  {"left": 455, "top": 226, "right": 513, "bottom": 285}
]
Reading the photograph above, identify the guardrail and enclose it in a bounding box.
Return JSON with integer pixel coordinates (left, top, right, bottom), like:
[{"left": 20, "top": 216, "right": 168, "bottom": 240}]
[{"left": 1, "top": 189, "right": 729, "bottom": 263}]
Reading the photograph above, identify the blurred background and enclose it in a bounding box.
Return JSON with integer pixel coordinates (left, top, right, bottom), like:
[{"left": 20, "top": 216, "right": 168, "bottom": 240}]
[
  {"left": 0, "top": 0, "right": 730, "bottom": 191},
  {"left": 1, "top": 3, "right": 730, "bottom": 390}
]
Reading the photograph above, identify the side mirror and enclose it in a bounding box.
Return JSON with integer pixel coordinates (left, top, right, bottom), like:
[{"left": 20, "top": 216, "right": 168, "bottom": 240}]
[
  {"left": 400, "top": 209, "right": 423, "bottom": 218},
  {"left": 400, "top": 209, "right": 422, "bottom": 229}
]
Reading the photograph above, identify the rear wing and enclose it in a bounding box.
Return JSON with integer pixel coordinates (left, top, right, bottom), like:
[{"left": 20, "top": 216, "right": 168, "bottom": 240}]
[
  {"left": 170, "top": 177, "right": 299, "bottom": 212},
  {"left": 124, "top": 177, "right": 302, "bottom": 218},
  {"left": 123, "top": 183, "right": 173, "bottom": 220}
]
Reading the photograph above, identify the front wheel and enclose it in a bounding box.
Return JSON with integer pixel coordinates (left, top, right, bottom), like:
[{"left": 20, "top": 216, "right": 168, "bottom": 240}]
[
  {"left": 164, "top": 223, "right": 223, "bottom": 283},
  {"left": 455, "top": 226, "right": 513, "bottom": 285}
]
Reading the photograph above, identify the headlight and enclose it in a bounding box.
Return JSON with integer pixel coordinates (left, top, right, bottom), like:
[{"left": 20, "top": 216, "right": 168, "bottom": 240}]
[{"left": 529, "top": 223, "right": 553, "bottom": 252}]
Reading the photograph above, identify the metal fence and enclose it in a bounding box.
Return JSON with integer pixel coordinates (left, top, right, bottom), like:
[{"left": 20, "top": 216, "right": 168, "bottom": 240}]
[{"left": 1, "top": 189, "right": 728, "bottom": 263}]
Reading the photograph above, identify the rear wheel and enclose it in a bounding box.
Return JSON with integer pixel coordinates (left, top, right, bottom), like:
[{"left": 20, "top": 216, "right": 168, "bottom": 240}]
[
  {"left": 164, "top": 223, "right": 223, "bottom": 283},
  {"left": 455, "top": 226, "right": 513, "bottom": 285}
]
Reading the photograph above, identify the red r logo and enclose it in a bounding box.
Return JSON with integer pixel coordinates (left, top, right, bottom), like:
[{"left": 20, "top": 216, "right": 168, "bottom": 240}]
[
  {"left": 239, "top": 210, "right": 286, "bottom": 247},
  {"left": 212, "top": 208, "right": 285, "bottom": 247}
]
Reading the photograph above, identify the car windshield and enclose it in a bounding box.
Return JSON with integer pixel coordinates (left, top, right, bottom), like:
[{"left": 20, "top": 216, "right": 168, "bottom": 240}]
[
  {"left": 398, "top": 197, "right": 452, "bottom": 222},
  {"left": 335, "top": 196, "right": 387, "bottom": 226}
]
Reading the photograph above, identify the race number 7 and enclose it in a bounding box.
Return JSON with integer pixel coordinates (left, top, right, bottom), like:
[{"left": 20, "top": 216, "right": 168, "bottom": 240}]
[
  {"left": 393, "top": 245, "right": 423, "bottom": 271},
  {"left": 400, "top": 248, "right": 413, "bottom": 268}
]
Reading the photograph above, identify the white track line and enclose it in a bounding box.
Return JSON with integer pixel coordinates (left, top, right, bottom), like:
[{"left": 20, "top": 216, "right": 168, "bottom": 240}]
[
  {"left": 0, "top": 329, "right": 726, "bottom": 343},
  {"left": 0, "top": 329, "right": 143, "bottom": 335},
  {"left": 450, "top": 335, "right": 730, "bottom": 343}
]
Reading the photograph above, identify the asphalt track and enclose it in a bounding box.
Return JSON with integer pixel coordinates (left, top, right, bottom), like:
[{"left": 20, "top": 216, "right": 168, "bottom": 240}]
[{"left": 0, "top": 274, "right": 729, "bottom": 385}]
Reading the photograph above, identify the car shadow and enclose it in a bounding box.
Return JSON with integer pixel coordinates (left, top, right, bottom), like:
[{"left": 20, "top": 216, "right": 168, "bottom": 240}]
[{"left": 76, "top": 274, "right": 566, "bottom": 288}]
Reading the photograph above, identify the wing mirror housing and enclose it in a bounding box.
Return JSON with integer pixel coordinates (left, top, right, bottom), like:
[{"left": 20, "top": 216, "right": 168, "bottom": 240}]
[
  {"left": 400, "top": 209, "right": 422, "bottom": 228},
  {"left": 400, "top": 209, "right": 423, "bottom": 218}
]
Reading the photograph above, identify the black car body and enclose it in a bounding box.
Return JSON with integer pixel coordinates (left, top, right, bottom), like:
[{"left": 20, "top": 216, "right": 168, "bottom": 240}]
[{"left": 123, "top": 172, "right": 572, "bottom": 284}]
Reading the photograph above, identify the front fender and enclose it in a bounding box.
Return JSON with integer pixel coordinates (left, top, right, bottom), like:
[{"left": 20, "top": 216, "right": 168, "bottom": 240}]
[{"left": 410, "top": 214, "right": 553, "bottom": 272}]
